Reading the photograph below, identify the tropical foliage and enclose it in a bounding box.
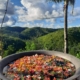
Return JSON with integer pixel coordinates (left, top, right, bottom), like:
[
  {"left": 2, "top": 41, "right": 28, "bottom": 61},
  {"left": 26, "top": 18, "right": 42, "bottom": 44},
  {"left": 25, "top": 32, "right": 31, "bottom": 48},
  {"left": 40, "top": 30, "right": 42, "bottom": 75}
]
[{"left": 0, "top": 27, "right": 80, "bottom": 59}]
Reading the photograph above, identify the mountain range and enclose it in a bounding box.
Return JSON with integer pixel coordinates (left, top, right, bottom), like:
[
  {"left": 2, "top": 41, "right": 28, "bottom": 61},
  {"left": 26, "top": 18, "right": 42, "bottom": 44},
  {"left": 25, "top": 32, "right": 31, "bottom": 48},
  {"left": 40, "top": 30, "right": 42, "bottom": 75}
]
[{"left": 0, "top": 26, "right": 80, "bottom": 58}]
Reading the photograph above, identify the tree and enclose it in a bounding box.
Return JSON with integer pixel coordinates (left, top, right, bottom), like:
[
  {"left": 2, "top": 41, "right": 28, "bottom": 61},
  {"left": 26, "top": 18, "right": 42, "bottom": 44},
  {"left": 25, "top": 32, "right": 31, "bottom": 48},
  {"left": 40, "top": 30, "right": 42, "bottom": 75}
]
[
  {"left": 3, "top": 45, "right": 15, "bottom": 57},
  {"left": 47, "top": 0, "right": 75, "bottom": 53}
]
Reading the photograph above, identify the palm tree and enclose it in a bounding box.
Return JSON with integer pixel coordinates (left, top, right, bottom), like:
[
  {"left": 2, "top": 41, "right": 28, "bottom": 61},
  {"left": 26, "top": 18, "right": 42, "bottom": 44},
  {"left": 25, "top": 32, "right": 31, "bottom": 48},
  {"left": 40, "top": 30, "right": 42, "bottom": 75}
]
[{"left": 48, "top": 0, "right": 75, "bottom": 53}]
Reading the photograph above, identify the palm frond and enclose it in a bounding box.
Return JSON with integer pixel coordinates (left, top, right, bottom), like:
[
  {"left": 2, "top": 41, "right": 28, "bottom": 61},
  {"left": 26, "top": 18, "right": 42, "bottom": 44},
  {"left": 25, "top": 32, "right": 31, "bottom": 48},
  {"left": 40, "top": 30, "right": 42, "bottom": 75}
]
[
  {"left": 68, "top": 0, "right": 75, "bottom": 5},
  {"left": 47, "top": 0, "right": 75, "bottom": 14},
  {"left": 68, "top": 0, "right": 75, "bottom": 14},
  {"left": 47, "top": 0, "right": 63, "bottom": 3},
  {"left": 47, "top": 0, "right": 75, "bottom": 5}
]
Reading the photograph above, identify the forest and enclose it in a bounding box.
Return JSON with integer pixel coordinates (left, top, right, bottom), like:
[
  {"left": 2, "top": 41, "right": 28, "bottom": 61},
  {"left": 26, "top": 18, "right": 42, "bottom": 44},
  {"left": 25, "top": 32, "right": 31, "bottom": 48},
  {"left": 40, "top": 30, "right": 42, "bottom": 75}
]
[{"left": 0, "top": 26, "right": 80, "bottom": 59}]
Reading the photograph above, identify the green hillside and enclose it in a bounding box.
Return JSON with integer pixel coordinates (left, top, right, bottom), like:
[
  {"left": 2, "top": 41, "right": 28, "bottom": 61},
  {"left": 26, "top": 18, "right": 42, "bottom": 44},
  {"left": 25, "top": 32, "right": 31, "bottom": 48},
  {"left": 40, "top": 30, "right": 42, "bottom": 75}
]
[
  {"left": 0, "top": 26, "right": 57, "bottom": 40},
  {"left": 25, "top": 27, "right": 80, "bottom": 58},
  {"left": 0, "top": 26, "right": 80, "bottom": 59},
  {"left": 21, "top": 27, "right": 57, "bottom": 39},
  {"left": 2, "top": 26, "right": 26, "bottom": 33},
  {"left": 2, "top": 36, "right": 26, "bottom": 57},
  {"left": 0, "top": 26, "right": 26, "bottom": 38}
]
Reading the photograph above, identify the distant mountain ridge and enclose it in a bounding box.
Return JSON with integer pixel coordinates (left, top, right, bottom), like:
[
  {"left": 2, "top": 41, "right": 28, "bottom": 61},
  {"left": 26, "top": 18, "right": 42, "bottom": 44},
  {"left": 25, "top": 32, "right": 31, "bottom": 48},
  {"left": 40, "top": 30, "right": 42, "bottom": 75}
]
[{"left": 1, "top": 26, "right": 58, "bottom": 39}]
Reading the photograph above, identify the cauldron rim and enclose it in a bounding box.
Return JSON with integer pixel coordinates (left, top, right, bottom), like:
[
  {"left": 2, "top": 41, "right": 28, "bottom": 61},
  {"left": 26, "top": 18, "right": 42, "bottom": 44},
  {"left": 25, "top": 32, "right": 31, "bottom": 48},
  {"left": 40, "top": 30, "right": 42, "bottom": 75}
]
[{"left": 0, "top": 50, "right": 80, "bottom": 80}]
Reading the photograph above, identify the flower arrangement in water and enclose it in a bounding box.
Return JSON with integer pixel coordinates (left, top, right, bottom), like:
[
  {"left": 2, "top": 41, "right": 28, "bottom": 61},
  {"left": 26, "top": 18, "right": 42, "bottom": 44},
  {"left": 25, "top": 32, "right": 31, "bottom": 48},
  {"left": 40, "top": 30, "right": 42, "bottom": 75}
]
[{"left": 5, "top": 54, "right": 76, "bottom": 80}]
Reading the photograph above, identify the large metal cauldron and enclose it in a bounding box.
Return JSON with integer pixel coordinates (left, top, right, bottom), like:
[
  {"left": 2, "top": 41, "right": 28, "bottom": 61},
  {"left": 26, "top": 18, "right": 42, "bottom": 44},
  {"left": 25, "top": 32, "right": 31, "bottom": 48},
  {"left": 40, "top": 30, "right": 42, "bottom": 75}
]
[{"left": 0, "top": 50, "right": 80, "bottom": 80}]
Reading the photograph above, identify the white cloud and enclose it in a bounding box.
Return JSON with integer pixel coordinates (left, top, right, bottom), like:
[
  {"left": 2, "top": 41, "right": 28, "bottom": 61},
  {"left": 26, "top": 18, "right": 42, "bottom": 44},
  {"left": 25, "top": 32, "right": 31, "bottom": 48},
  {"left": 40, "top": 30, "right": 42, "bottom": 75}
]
[
  {"left": 45, "top": 23, "right": 54, "bottom": 28},
  {"left": 14, "top": 1, "right": 80, "bottom": 28},
  {"left": 0, "top": 0, "right": 16, "bottom": 26},
  {"left": 52, "top": 4, "right": 56, "bottom": 9},
  {"left": 0, "top": 0, "right": 14, "bottom": 15},
  {"left": 54, "top": 25, "right": 63, "bottom": 29},
  {"left": 23, "top": 22, "right": 44, "bottom": 28},
  {"left": 0, "top": 15, "right": 9, "bottom": 23},
  {"left": 46, "top": 18, "right": 55, "bottom": 23},
  {"left": 71, "top": 7, "right": 80, "bottom": 16},
  {"left": 22, "top": 20, "right": 55, "bottom": 28},
  {"left": 15, "top": 6, "right": 27, "bottom": 15},
  {"left": 13, "top": 0, "right": 64, "bottom": 28},
  {"left": 15, "top": 0, "right": 63, "bottom": 22},
  {"left": 74, "top": 15, "right": 80, "bottom": 19},
  {"left": 68, "top": 7, "right": 80, "bottom": 23},
  {"left": 1, "top": 0, "right": 79, "bottom": 27},
  {"left": 0, "top": 17, "right": 16, "bottom": 27}
]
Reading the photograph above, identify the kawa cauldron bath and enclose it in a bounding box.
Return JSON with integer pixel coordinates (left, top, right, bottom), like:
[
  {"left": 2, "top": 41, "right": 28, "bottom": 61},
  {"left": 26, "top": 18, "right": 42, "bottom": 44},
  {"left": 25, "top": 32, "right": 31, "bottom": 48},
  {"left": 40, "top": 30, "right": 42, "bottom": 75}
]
[{"left": 0, "top": 50, "right": 80, "bottom": 80}]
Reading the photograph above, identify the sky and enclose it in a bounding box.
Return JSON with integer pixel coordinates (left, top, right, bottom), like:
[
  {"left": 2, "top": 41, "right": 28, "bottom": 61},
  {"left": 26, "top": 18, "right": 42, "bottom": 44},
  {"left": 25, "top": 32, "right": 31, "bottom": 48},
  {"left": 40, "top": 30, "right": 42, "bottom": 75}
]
[{"left": 0, "top": 0, "right": 80, "bottom": 28}]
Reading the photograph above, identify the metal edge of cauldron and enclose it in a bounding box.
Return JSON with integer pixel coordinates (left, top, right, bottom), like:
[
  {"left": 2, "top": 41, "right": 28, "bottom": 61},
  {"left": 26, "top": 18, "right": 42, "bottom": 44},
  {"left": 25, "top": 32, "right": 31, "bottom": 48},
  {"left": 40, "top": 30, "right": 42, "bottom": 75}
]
[{"left": 0, "top": 50, "right": 80, "bottom": 80}]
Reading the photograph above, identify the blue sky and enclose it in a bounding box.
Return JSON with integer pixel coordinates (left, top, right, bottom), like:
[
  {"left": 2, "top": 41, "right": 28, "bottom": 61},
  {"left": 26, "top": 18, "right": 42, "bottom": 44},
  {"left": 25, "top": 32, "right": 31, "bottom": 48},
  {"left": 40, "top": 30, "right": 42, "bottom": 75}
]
[{"left": 0, "top": 0, "right": 80, "bottom": 28}]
